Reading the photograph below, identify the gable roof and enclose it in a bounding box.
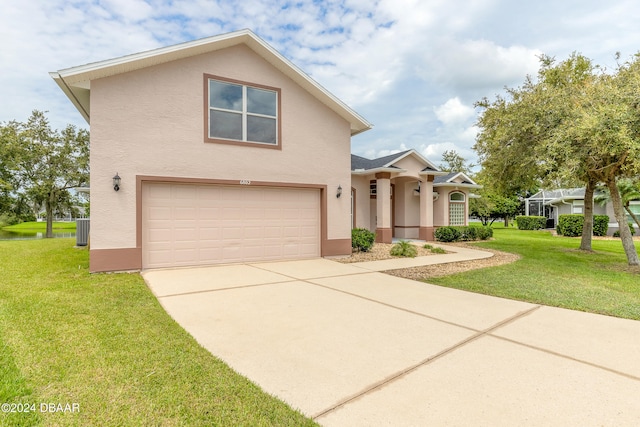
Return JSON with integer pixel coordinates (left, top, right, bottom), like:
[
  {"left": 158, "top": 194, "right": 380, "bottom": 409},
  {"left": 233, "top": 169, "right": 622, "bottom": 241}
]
[
  {"left": 50, "top": 29, "right": 372, "bottom": 136},
  {"left": 351, "top": 149, "right": 443, "bottom": 175},
  {"left": 433, "top": 172, "right": 481, "bottom": 189}
]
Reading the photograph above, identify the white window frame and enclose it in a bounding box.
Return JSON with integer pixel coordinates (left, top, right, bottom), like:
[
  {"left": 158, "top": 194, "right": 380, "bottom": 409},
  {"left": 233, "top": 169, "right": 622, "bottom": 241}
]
[{"left": 572, "top": 200, "right": 584, "bottom": 214}]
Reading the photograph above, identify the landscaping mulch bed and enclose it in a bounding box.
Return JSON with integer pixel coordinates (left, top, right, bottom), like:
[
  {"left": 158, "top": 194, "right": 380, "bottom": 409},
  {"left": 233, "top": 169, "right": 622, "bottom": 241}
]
[
  {"left": 334, "top": 240, "right": 521, "bottom": 281},
  {"left": 384, "top": 243, "right": 520, "bottom": 281},
  {"left": 334, "top": 243, "right": 437, "bottom": 263}
]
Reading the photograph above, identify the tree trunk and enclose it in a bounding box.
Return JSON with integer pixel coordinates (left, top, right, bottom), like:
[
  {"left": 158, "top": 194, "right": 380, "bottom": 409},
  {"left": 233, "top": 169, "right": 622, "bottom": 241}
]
[
  {"left": 607, "top": 179, "right": 639, "bottom": 266},
  {"left": 579, "top": 178, "right": 595, "bottom": 251},
  {"left": 504, "top": 217, "right": 509, "bottom": 227},
  {"left": 45, "top": 201, "right": 53, "bottom": 238},
  {"left": 624, "top": 205, "right": 640, "bottom": 230}
]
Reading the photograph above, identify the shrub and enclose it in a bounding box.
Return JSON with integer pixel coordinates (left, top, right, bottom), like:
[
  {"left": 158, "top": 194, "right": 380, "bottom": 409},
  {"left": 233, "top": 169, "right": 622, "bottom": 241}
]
[
  {"left": 557, "top": 214, "right": 610, "bottom": 237},
  {"left": 435, "top": 226, "right": 461, "bottom": 242},
  {"left": 476, "top": 226, "right": 494, "bottom": 240},
  {"left": 0, "top": 213, "right": 20, "bottom": 227},
  {"left": 516, "top": 215, "right": 547, "bottom": 230},
  {"left": 613, "top": 223, "right": 636, "bottom": 237},
  {"left": 435, "top": 226, "right": 492, "bottom": 242},
  {"left": 593, "top": 215, "right": 609, "bottom": 237},
  {"left": 390, "top": 240, "right": 417, "bottom": 258},
  {"left": 557, "top": 214, "right": 584, "bottom": 237},
  {"left": 430, "top": 247, "right": 447, "bottom": 254},
  {"left": 351, "top": 228, "right": 375, "bottom": 252},
  {"left": 422, "top": 244, "right": 433, "bottom": 249},
  {"left": 459, "top": 226, "right": 478, "bottom": 241}
]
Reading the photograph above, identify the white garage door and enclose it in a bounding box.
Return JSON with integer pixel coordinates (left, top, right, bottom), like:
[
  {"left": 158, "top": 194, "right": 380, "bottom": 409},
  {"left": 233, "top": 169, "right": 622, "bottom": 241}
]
[{"left": 142, "top": 183, "right": 321, "bottom": 269}]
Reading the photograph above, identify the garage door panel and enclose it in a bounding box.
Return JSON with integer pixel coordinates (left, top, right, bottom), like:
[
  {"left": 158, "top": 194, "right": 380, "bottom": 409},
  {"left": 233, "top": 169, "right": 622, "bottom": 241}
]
[
  {"left": 143, "top": 183, "right": 320, "bottom": 269},
  {"left": 200, "top": 227, "right": 222, "bottom": 240},
  {"left": 148, "top": 206, "right": 171, "bottom": 220},
  {"left": 175, "top": 207, "right": 197, "bottom": 219}
]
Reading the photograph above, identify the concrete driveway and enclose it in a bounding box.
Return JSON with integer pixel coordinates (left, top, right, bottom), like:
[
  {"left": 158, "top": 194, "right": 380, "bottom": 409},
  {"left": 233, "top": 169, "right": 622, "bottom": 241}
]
[{"left": 143, "top": 258, "right": 640, "bottom": 426}]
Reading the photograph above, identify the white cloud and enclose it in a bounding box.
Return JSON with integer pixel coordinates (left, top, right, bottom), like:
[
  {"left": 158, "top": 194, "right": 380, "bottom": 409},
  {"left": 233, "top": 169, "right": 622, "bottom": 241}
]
[
  {"left": 418, "top": 38, "right": 542, "bottom": 94},
  {"left": 434, "top": 97, "right": 475, "bottom": 126}
]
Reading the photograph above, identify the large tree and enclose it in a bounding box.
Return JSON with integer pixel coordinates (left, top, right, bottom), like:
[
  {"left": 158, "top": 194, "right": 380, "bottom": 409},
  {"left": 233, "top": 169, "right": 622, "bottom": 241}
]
[
  {"left": 4, "top": 111, "right": 89, "bottom": 237},
  {"left": 475, "top": 53, "right": 640, "bottom": 266}
]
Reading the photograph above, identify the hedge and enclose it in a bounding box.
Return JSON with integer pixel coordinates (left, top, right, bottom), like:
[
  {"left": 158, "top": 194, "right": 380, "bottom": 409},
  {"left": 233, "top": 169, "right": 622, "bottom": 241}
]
[
  {"left": 516, "top": 215, "right": 546, "bottom": 230},
  {"left": 435, "top": 226, "right": 493, "bottom": 242},
  {"left": 556, "top": 214, "right": 609, "bottom": 237},
  {"left": 593, "top": 215, "right": 609, "bottom": 236}
]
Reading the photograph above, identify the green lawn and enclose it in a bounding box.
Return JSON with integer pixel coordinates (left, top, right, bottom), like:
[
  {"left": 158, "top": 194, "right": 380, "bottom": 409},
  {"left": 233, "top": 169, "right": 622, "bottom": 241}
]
[
  {"left": 430, "top": 228, "right": 640, "bottom": 320},
  {"left": 2, "top": 221, "right": 77, "bottom": 232},
  {"left": 0, "top": 239, "right": 316, "bottom": 426}
]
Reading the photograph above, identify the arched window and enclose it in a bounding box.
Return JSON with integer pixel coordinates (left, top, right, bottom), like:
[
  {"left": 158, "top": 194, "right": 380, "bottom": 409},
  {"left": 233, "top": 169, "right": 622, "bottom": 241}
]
[
  {"left": 450, "top": 192, "right": 465, "bottom": 202},
  {"left": 449, "top": 192, "right": 466, "bottom": 225}
]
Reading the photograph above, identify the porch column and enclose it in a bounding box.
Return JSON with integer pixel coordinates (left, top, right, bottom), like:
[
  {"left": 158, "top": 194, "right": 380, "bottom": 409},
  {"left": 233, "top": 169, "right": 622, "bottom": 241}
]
[
  {"left": 375, "top": 172, "right": 392, "bottom": 243},
  {"left": 419, "top": 176, "right": 435, "bottom": 241}
]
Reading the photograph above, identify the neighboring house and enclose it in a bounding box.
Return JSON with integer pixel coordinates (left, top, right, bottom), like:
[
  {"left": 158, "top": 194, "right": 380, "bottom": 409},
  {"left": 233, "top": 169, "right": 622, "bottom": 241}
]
[
  {"left": 525, "top": 188, "right": 640, "bottom": 234},
  {"left": 351, "top": 150, "right": 481, "bottom": 242},
  {"left": 51, "top": 29, "right": 371, "bottom": 272}
]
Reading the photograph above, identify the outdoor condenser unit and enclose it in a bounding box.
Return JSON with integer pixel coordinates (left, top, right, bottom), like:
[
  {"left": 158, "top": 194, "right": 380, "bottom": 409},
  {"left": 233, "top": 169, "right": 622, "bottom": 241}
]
[{"left": 76, "top": 218, "right": 90, "bottom": 247}]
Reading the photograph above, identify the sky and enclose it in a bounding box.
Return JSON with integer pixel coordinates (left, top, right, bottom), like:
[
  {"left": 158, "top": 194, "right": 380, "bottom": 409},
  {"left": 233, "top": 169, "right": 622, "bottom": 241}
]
[{"left": 2, "top": 0, "right": 640, "bottom": 168}]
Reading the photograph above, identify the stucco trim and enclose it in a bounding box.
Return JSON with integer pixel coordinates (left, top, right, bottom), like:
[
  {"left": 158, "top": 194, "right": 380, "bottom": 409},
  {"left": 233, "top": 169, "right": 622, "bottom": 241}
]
[
  {"left": 375, "top": 227, "right": 392, "bottom": 243},
  {"left": 203, "top": 74, "right": 282, "bottom": 150},
  {"left": 322, "top": 239, "right": 351, "bottom": 257},
  {"left": 419, "top": 226, "right": 435, "bottom": 241},
  {"left": 90, "top": 248, "right": 142, "bottom": 273},
  {"left": 351, "top": 187, "right": 356, "bottom": 228}
]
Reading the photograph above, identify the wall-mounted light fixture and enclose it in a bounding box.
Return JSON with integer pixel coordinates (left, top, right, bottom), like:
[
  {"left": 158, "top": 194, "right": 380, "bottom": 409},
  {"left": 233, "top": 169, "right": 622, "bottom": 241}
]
[
  {"left": 113, "top": 173, "right": 121, "bottom": 192},
  {"left": 336, "top": 185, "right": 342, "bottom": 198}
]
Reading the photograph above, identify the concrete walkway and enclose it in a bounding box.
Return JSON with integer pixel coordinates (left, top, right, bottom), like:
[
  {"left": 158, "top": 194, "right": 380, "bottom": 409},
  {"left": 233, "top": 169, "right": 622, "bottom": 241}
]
[{"left": 142, "top": 246, "right": 640, "bottom": 426}]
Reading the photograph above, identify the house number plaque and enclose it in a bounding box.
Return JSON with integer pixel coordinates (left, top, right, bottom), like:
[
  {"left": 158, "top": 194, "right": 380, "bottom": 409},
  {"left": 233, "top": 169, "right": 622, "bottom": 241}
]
[{"left": 239, "top": 180, "right": 251, "bottom": 185}]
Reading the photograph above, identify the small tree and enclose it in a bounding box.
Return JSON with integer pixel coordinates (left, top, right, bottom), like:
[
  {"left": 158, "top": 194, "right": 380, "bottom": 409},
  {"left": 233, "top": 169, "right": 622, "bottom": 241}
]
[{"left": 439, "top": 150, "right": 475, "bottom": 175}]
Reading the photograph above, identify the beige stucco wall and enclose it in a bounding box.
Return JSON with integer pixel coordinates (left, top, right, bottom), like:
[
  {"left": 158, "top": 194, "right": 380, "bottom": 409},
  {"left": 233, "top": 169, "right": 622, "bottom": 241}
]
[
  {"left": 393, "top": 156, "right": 427, "bottom": 179},
  {"left": 433, "top": 187, "right": 470, "bottom": 226},
  {"left": 90, "top": 44, "right": 352, "bottom": 250},
  {"left": 433, "top": 190, "right": 447, "bottom": 226},
  {"left": 351, "top": 175, "right": 371, "bottom": 229},
  {"left": 394, "top": 179, "right": 420, "bottom": 239}
]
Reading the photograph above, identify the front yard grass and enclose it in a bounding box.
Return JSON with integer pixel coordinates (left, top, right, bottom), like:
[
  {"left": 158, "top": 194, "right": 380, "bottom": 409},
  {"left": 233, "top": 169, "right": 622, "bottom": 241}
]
[
  {"left": 429, "top": 228, "right": 640, "bottom": 320},
  {"left": 0, "top": 239, "right": 316, "bottom": 426}
]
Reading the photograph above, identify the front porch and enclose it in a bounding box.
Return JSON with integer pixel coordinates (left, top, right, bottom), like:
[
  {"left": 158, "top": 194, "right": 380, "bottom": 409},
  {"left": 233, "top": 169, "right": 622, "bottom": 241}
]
[{"left": 351, "top": 149, "right": 481, "bottom": 243}]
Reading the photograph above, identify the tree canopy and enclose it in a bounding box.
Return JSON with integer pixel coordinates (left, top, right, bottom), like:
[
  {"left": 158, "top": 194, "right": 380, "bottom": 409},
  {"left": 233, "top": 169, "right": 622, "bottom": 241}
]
[{"left": 475, "top": 53, "right": 640, "bottom": 266}]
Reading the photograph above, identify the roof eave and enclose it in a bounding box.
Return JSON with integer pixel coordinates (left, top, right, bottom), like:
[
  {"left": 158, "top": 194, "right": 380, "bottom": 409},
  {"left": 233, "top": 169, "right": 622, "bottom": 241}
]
[
  {"left": 50, "top": 72, "right": 90, "bottom": 124},
  {"left": 351, "top": 167, "right": 406, "bottom": 175},
  {"left": 384, "top": 149, "right": 441, "bottom": 171},
  {"left": 419, "top": 170, "right": 449, "bottom": 177},
  {"left": 433, "top": 183, "right": 483, "bottom": 190}
]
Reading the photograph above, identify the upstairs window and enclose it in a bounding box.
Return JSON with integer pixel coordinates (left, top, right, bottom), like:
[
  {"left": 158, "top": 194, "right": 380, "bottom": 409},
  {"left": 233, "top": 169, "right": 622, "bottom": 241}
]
[{"left": 206, "top": 75, "right": 279, "bottom": 147}]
